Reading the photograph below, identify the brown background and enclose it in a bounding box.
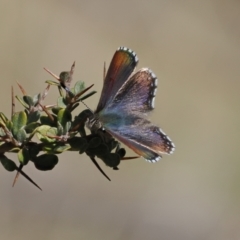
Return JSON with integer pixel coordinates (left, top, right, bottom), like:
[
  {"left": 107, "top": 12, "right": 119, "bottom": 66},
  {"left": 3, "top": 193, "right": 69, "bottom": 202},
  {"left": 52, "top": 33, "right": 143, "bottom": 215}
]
[{"left": 0, "top": 1, "right": 240, "bottom": 239}]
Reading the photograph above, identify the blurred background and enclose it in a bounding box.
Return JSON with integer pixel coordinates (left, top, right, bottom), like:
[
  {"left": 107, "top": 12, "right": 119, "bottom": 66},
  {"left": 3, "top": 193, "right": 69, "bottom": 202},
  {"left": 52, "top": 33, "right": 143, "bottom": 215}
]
[{"left": 1, "top": 0, "right": 240, "bottom": 239}]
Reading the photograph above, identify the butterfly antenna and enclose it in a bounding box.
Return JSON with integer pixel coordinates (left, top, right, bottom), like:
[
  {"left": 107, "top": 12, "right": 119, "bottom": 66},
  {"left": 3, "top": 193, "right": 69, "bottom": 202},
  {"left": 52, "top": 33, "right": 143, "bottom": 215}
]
[{"left": 80, "top": 100, "right": 94, "bottom": 114}]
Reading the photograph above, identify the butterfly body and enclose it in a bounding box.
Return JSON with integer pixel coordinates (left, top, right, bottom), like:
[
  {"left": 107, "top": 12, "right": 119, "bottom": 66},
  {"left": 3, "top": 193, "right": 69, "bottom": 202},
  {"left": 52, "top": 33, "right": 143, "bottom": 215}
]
[{"left": 89, "top": 47, "right": 175, "bottom": 162}]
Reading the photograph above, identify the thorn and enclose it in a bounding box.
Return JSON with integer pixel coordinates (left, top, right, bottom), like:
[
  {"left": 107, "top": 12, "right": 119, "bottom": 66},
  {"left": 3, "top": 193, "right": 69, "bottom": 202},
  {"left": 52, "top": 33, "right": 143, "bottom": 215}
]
[
  {"left": 73, "top": 84, "right": 94, "bottom": 101},
  {"left": 103, "top": 61, "right": 106, "bottom": 82},
  {"left": 12, "top": 164, "right": 23, "bottom": 187},
  {"left": 39, "top": 103, "right": 55, "bottom": 122},
  {"left": 90, "top": 156, "right": 111, "bottom": 181},
  {"left": 12, "top": 164, "right": 42, "bottom": 190},
  {"left": 11, "top": 86, "right": 15, "bottom": 118},
  {"left": 16, "top": 82, "right": 27, "bottom": 95},
  {"left": 121, "top": 156, "right": 140, "bottom": 160},
  {"left": 44, "top": 67, "right": 60, "bottom": 81}
]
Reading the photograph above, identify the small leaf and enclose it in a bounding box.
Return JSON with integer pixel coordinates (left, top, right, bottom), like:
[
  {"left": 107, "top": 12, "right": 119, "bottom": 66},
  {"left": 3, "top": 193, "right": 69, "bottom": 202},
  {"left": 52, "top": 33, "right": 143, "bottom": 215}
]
[
  {"left": 86, "top": 143, "right": 109, "bottom": 156},
  {"left": 25, "top": 122, "right": 40, "bottom": 133},
  {"left": 45, "top": 80, "right": 60, "bottom": 86},
  {"left": 0, "top": 128, "right": 5, "bottom": 137},
  {"left": 57, "top": 109, "right": 72, "bottom": 127},
  {"left": 17, "top": 147, "right": 30, "bottom": 165},
  {"left": 34, "top": 154, "right": 58, "bottom": 171},
  {"left": 64, "top": 121, "right": 71, "bottom": 133},
  {"left": 40, "top": 115, "right": 57, "bottom": 127},
  {"left": 99, "top": 153, "right": 120, "bottom": 168},
  {"left": 12, "top": 111, "right": 27, "bottom": 137},
  {"left": 15, "top": 129, "right": 27, "bottom": 142},
  {"left": 0, "top": 155, "right": 17, "bottom": 171},
  {"left": 88, "top": 137, "right": 102, "bottom": 148},
  {"left": 36, "top": 125, "right": 57, "bottom": 143},
  {"left": 15, "top": 96, "right": 29, "bottom": 108},
  {"left": 5, "top": 120, "right": 13, "bottom": 131},
  {"left": 57, "top": 97, "right": 67, "bottom": 108},
  {"left": 9, "top": 147, "right": 21, "bottom": 153},
  {"left": 27, "top": 111, "right": 40, "bottom": 123},
  {"left": 57, "top": 122, "right": 63, "bottom": 136},
  {"left": 32, "top": 93, "right": 41, "bottom": 106},
  {"left": 51, "top": 107, "right": 61, "bottom": 115},
  {"left": 42, "top": 143, "right": 57, "bottom": 153},
  {"left": 54, "top": 144, "right": 71, "bottom": 153},
  {"left": 74, "top": 81, "right": 85, "bottom": 95},
  {"left": 23, "top": 95, "right": 34, "bottom": 107},
  {"left": 0, "top": 112, "right": 9, "bottom": 123},
  {"left": 116, "top": 148, "right": 126, "bottom": 158},
  {"left": 28, "top": 143, "right": 40, "bottom": 159},
  {"left": 68, "top": 137, "right": 88, "bottom": 152}
]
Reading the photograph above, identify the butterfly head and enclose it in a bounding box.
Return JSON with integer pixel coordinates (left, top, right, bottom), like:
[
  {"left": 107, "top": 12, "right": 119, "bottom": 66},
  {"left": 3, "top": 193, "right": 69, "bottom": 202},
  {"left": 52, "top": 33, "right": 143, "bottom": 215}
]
[{"left": 86, "top": 114, "right": 103, "bottom": 132}]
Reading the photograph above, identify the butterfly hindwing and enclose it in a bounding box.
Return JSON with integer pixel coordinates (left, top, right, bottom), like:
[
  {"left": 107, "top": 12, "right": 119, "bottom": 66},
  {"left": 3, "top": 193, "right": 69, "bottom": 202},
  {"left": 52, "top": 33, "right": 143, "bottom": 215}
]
[
  {"left": 96, "top": 47, "right": 138, "bottom": 112},
  {"left": 99, "top": 114, "right": 174, "bottom": 161}
]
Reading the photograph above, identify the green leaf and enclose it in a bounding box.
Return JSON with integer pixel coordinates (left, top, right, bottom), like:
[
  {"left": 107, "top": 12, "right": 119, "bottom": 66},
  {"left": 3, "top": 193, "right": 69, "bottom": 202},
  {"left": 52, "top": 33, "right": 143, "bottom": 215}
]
[
  {"left": 27, "top": 111, "right": 40, "bottom": 123},
  {"left": 74, "top": 81, "right": 85, "bottom": 95},
  {"left": 0, "top": 155, "right": 17, "bottom": 171},
  {"left": 23, "top": 95, "right": 34, "bottom": 107},
  {"left": 64, "top": 121, "right": 71, "bottom": 134},
  {"left": 57, "top": 109, "right": 72, "bottom": 127},
  {"left": 57, "top": 97, "right": 67, "bottom": 108},
  {"left": 34, "top": 154, "right": 58, "bottom": 171},
  {"left": 42, "top": 143, "right": 57, "bottom": 153},
  {"left": 0, "top": 112, "right": 8, "bottom": 123},
  {"left": 68, "top": 137, "right": 88, "bottom": 152},
  {"left": 15, "top": 96, "right": 29, "bottom": 108},
  {"left": 9, "top": 147, "right": 21, "bottom": 153},
  {"left": 12, "top": 111, "right": 27, "bottom": 137},
  {"left": 17, "top": 147, "right": 30, "bottom": 165},
  {"left": 36, "top": 125, "right": 57, "bottom": 143},
  {"left": 71, "top": 109, "right": 93, "bottom": 135},
  {"left": 45, "top": 80, "right": 60, "bottom": 86},
  {"left": 57, "top": 122, "right": 63, "bottom": 136},
  {"left": 15, "top": 128, "right": 27, "bottom": 142},
  {"left": 5, "top": 120, "right": 13, "bottom": 131},
  {"left": 32, "top": 93, "right": 41, "bottom": 106},
  {"left": 40, "top": 115, "right": 57, "bottom": 127},
  {"left": 25, "top": 122, "right": 40, "bottom": 134},
  {"left": 28, "top": 143, "right": 40, "bottom": 159},
  {"left": 51, "top": 107, "right": 61, "bottom": 115},
  {"left": 0, "top": 128, "right": 5, "bottom": 137},
  {"left": 54, "top": 144, "right": 71, "bottom": 153}
]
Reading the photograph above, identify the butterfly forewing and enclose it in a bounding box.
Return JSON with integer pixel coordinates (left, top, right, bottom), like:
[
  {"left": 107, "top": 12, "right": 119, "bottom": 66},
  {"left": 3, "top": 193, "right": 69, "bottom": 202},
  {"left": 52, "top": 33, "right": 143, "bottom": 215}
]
[
  {"left": 95, "top": 47, "right": 138, "bottom": 113},
  {"left": 106, "top": 68, "right": 158, "bottom": 115}
]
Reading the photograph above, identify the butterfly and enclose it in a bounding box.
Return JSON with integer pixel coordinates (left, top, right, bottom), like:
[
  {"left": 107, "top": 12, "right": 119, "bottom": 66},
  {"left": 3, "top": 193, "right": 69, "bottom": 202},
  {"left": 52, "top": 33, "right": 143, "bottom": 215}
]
[{"left": 88, "top": 47, "right": 175, "bottom": 162}]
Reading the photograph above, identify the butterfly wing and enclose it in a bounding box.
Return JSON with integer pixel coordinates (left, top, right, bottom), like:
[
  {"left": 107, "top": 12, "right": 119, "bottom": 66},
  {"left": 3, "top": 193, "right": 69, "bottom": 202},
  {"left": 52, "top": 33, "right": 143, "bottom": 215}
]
[
  {"left": 99, "top": 114, "right": 174, "bottom": 162},
  {"left": 105, "top": 68, "right": 158, "bottom": 114},
  {"left": 95, "top": 47, "right": 138, "bottom": 113},
  {"left": 98, "top": 68, "right": 175, "bottom": 161}
]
